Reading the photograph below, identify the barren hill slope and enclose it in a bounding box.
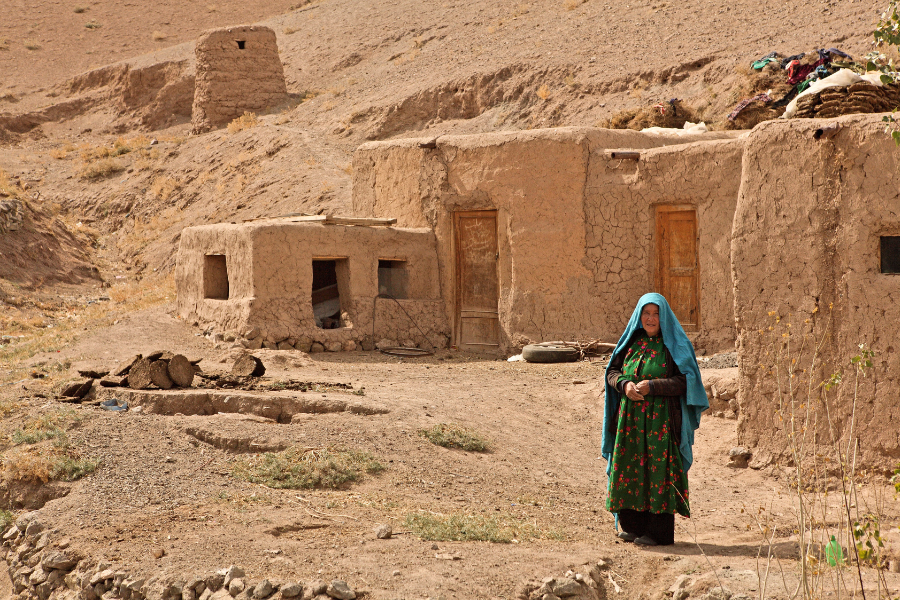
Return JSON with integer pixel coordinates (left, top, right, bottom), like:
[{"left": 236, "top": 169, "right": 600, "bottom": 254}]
[{"left": 0, "top": 0, "right": 889, "bottom": 284}]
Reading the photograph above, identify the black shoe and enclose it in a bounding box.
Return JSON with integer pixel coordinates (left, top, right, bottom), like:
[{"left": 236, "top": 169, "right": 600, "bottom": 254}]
[
  {"left": 617, "top": 531, "right": 637, "bottom": 542},
  {"left": 634, "top": 535, "right": 658, "bottom": 546}
]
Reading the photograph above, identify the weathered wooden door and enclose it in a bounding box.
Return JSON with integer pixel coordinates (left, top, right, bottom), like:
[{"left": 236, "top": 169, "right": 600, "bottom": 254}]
[
  {"left": 454, "top": 210, "right": 500, "bottom": 349},
  {"left": 655, "top": 206, "right": 699, "bottom": 330}
]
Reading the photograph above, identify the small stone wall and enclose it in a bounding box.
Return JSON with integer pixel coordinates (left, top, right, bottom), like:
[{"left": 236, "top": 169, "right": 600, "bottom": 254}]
[
  {"left": 3, "top": 512, "right": 359, "bottom": 600},
  {"left": 191, "top": 25, "right": 287, "bottom": 133},
  {"left": 0, "top": 199, "right": 23, "bottom": 234}
]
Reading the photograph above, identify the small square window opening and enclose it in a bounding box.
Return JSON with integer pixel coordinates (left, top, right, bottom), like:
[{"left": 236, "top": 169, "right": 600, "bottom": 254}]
[
  {"left": 236, "top": 40, "right": 246, "bottom": 49},
  {"left": 881, "top": 236, "right": 900, "bottom": 274},
  {"left": 204, "top": 255, "right": 229, "bottom": 299},
  {"left": 378, "top": 260, "right": 408, "bottom": 299}
]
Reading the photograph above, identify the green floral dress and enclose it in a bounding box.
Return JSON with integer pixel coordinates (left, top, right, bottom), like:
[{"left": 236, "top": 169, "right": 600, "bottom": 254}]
[{"left": 606, "top": 334, "right": 690, "bottom": 517}]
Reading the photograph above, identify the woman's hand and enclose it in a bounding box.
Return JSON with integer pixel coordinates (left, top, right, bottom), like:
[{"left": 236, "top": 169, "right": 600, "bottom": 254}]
[
  {"left": 624, "top": 381, "right": 645, "bottom": 402},
  {"left": 635, "top": 380, "right": 651, "bottom": 396}
]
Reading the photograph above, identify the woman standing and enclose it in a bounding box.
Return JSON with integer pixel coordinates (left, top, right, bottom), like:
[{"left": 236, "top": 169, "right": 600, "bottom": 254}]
[{"left": 602, "top": 293, "right": 708, "bottom": 546}]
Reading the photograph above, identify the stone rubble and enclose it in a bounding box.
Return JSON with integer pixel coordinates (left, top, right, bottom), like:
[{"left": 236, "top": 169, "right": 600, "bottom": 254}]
[{"left": 2, "top": 514, "right": 358, "bottom": 600}]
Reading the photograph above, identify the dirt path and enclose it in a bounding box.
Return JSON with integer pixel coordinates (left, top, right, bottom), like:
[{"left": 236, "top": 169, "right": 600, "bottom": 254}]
[{"left": 4, "top": 304, "right": 896, "bottom": 599}]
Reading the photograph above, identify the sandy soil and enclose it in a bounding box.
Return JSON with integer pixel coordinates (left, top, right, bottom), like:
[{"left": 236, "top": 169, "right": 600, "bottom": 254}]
[{"left": 1, "top": 303, "right": 897, "bottom": 599}]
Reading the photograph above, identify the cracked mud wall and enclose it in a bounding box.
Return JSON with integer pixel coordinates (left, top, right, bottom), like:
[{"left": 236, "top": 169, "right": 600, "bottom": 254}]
[
  {"left": 585, "top": 137, "right": 744, "bottom": 353},
  {"left": 354, "top": 127, "right": 742, "bottom": 351},
  {"left": 733, "top": 114, "right": 900, "bottom": 469},
  {"left": 176, "top": 221, "right": 449, "bottom": 348},
  {"left": 191, "top": 25, "right": 287, "bottom": 133}
]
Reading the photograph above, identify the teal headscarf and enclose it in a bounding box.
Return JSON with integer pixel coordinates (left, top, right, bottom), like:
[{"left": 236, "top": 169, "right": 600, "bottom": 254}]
[{"left": 602, "top": 293, "right": 708, "bottom": 472}]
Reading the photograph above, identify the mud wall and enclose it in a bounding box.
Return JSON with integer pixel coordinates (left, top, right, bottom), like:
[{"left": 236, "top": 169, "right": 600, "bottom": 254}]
[
  {"left": 585, "top": 137, "right": 744, "bottom": 353},
  {"left": 353, "top": 127, "right": 742, "bottom": 352},
  {"left": 191, "top": 25, "right": 287, "bottom": 133},
  {"left": 176, "top": 222, "right": 449, "bottom": 349},
  {"left": 732, "top": 114, "right": 900, "bottom": 470}
]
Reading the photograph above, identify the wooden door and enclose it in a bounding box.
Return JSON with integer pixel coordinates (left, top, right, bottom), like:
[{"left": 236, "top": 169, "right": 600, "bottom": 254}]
[
  {"left": 454, "top": 210, "right": 500, "bottom": 349},
  {"left": 655, "top": 206, "right": 699, "bottom": 330}
]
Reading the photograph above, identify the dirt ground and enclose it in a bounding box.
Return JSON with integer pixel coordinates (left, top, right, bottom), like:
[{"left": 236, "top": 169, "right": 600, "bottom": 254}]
[{"left": 1, "top": 301, "right": 898, "bottom": 600}]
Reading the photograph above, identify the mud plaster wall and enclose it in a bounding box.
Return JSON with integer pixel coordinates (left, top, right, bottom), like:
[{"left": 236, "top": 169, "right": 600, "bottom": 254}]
[
  {"left": 586, "top": 138, "right": 744, "bottom": 353},
  {"left": 176, "top": 222, "right": 449, "bottom": 348},
  {"left": 191, "top": 25, "right": 287, "bottom": 133},
  {"left": 353, "top": 127, "right": 743, "bottom": 351},
  {"left": 732, "top": 114, "right": 900, "bottom": 470}
]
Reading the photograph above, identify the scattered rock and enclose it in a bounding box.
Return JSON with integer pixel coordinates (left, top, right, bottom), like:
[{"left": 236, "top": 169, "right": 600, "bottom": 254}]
[
  {"left": 550, "top": 577, "right": 581, "bottom": 597},
  {"left": 41, "top": 552, "right": 77, "bottom": 571},
  {"left": 252, "top": 579, "right": 275, "bottom": 599},
  {"left": 325, "top": 580, "right": 355, "bottom": 600},
  {"left": 727, "top": 447, "right": 752, "bottom": 468},
  {"left": 222, "top": 566, "right": 245, "bottom": 587},
  {"left": 228, "top": 577, "right": 245, "bottom": 595},
  {"left": 152, "top": 547, "right": 166, "bottom": 559},
  {"left": 374, "top": 524, "right": 392, "bottom": 539},
  {"left": 309, "top": 343, "right": 325, "bottom": 353},
  {"left": 308, "top": 580, "right": 327, "bottom": 596},
  {"left": 280, "top": 582, "right": 303, "bottom": 598}
]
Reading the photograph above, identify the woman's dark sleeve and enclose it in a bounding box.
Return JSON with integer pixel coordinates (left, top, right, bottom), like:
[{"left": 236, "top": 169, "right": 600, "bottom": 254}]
[
  {"left": 605, "top": 350, "right": 628, "bottom": 392},
  {"left": 648, "top": 356, "right": 686, "bottom": 396}
]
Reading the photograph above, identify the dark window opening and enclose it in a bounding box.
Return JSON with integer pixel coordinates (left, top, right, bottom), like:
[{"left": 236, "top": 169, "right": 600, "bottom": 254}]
[
  {"left": 236, "top": 40, "right": 246, "bottom": 49},
  {"left": 378, "top": 260, "right": 408, "bottom": 299},
  {"left": 882, "top": 236, "right": 900, "bottom": 274},
  {"left": 204, "top": 255, "right": 229, "bottom": 300},
  {"left": 313, "top": 259, "right": 345, "bottom": 329}
]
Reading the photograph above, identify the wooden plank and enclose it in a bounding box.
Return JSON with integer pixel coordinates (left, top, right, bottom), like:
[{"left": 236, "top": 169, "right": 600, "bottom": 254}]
[{"left": 324, "top": 216, "right": 397, "bottom": 226}]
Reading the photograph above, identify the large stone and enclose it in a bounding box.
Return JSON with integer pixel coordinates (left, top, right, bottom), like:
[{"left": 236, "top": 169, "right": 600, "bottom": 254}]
[
  {"left": 42, "top": 552, "right": 78, "bottom": 570},
  {"left": 551, "top": 578, "right": 582, "bottom": 597},
  {"left": 252, "top": 579, "right": 275, "bottom": 599},
  {"left": 222, "top": 566, "right": 245, "bottom": 588},
  {"left": 276, "top": 341, "right": 293, "bottom": 351},
  {"left": 60, "top": 379, "right": 93, "bottom": 399},
  {"left": 325, "top": 580, "right": 355, "bottom": 600},
  {"left": 228, "top": 578, "right": 245, "bottom": 596},
  {"left": 374, "top": 524, "right": 392, "bottom": 539},
  {"left": 309, "top": 343, "right": 325, "bottom": 353},
  {"left": 325, "top": 341, "right": 343, "bottom": 352},
  {"left": 280, "top": 583, "right": 303, "bottom": 598}
]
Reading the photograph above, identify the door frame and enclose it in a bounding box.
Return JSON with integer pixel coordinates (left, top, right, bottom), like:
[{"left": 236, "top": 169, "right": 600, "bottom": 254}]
[
  {"left": 654, "top": 204, "right": 700, "bottom": 331},
  {"left": 453, "top": 209, "right": 500, "bottom": 349}
]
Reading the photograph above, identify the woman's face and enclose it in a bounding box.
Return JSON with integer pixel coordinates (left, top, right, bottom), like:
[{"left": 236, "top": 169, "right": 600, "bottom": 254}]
[{"left": 641, "top": 303, "right": 661, "bottom": 337}]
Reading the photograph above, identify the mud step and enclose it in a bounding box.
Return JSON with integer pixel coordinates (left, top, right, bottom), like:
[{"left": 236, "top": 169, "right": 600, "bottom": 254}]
[{"left": 94, "top": 388, "right": 388, "bottom": 422}]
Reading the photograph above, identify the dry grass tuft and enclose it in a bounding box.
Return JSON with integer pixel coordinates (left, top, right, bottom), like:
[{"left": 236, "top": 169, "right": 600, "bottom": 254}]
[
  {"left": 84, "top": 21, "right": 101, "bottom": 29},
  {"left": 232, "top": 447, "right": 385, "bottom": 489},
  {"left": 152, "top": 31, "right": 167, "bottom": 41},
  {"left": 49, "top": 148, "right": 68, "bottom": 160},
  {"left": 24, "top": 41, "right": 41, "bottom": 51},
  {"left": 284, "top": 26, "right": 298, "bottom": 35},
  {"left": 73, "top": 6, "right": 87, "bottom": 13},
  {"left": 0, "top": 169, "right": 24, "bottom": 198},
  {"left": 564, "top": 0, "right": 578, "bottom": 10},
  {"left": 0, "top": 444, "right": 99, "bottom": 484},
  {"left": 227, "top": 111, "right": 258, "bottom": 133},
  {"left": 602, "top": 99, "right": 699, "bottom": 131},
  {"left": 77, "top": 158, "right": 124, "bottom": 180},
  {"left": 149, "top": 176, "right": 181, "bottom": 201},
  {"left": 11, "top": 409, "right": 79, "bottom": 445},
  {"left": 419, "top": 423, "right": 489, "bottom": 452},
  {"left": 403, "top": 511, "right": 563, "bottom": 543},
  {"left": 536, "top": 84, "right": 551, "bottom": 100}
]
